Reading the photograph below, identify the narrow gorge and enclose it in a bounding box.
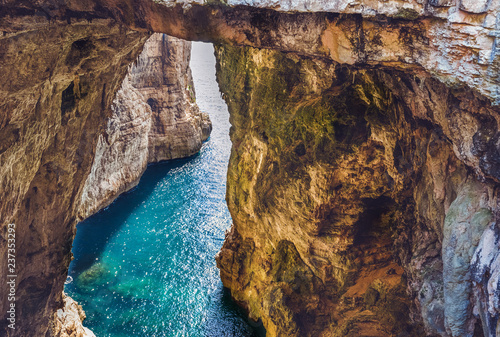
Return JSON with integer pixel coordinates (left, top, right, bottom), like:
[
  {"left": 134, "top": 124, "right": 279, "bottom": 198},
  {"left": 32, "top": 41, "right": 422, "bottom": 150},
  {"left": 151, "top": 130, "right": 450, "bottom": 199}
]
[
  {"left": 64, "top": 41, "right": 256, "bottom": 337},
  {"left": 1, "top": 0, "right": 500, "bottom": 336}
]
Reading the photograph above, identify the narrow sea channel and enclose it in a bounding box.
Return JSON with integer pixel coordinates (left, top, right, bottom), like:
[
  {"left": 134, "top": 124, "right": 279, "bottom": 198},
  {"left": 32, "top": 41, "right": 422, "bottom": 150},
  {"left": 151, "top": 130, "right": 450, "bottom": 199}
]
[{"left": 65, "top": 42, "right": 257, "bottom": 337}]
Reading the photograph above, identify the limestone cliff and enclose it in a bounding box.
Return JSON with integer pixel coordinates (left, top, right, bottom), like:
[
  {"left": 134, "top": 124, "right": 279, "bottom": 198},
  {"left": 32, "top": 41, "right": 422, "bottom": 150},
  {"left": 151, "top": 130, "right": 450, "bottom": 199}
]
[
  {"left": 52, "top": 293, "right": 96, "bottom": 337},
  {"left": 78, "top": 33, "right": 211, "bottom": 219},
  {"left": 2, "top": 0, "right": 498, "bottom": 105},
  {"left": 0, "top": 18, "right": 149, "bottom": 336},
  {"left": 214, "top": 44, "right": 500, "bottom": 337}
]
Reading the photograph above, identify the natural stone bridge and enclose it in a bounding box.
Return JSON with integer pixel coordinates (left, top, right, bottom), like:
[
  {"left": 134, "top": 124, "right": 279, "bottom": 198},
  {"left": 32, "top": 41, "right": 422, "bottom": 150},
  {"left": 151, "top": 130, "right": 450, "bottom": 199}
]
[
  {"left": 3, "top": 0, "right": 500, "bottom": 103},
  {"left": 2, "top": 0, "right": 500, "bottom": 336}
]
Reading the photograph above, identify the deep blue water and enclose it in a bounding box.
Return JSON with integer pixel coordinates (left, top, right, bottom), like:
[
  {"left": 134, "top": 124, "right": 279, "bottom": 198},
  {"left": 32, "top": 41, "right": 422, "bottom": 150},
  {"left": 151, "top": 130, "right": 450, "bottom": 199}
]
[{"left": 65, "top": 42, "right": 257, "bottom": 337}]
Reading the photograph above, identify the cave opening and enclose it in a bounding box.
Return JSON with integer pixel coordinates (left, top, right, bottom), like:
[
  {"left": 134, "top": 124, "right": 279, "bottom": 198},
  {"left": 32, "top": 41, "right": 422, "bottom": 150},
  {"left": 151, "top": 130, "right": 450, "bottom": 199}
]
[{"left": 353, "top": 195, "right": 396, "bottom": 247}]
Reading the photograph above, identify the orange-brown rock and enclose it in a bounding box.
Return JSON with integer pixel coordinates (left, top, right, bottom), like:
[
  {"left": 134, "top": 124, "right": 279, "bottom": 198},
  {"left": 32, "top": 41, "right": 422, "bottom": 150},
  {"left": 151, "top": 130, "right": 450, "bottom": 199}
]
[
  {"left": 2, "top": 0, "right": 499, "bottom": 106},
  {"left": 0, "top": 19, "right": 149, "bottom": 336},
  {"left": 214, "top": 44, "right": 500, "bottom": 337},
  {"left": 2, "top": 1, "right": 500, "bottom": 337}
]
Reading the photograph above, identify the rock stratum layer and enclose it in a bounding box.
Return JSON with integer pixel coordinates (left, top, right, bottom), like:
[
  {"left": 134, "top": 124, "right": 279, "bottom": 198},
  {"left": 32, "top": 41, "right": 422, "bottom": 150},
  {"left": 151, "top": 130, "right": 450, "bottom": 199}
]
[
  {"left": 1, "top": 0, "right": 499, "bottom": 104},
  {"left": 1, "top": 0, "right": 500, "bottom": 337}
]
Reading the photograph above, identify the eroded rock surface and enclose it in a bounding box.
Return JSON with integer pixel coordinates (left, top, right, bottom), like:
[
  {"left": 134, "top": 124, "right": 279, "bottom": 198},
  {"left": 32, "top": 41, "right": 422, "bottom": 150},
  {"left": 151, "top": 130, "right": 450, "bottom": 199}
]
[
  {"left": 0, "top": 19, "right": 149, "bottom": 337},
  {"left": 0, "top": 15, "right": 209, "bottom": 337},
  {"left": 214, "top": 43, "right": 500, "bottom": 337},
  {"left": 52, "top": 293, "right": 96, "bottom": 337},
  {"left": 2, "top": 0, "right": 499, "bottom": 104}
]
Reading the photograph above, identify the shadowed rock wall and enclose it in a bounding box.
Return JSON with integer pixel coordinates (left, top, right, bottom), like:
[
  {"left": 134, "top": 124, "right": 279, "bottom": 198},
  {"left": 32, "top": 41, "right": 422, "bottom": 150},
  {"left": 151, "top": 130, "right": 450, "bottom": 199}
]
[
  {"left": 0, "top": 19, "right": 209, "bottom": 337},
  {"left": 0, "top": 19, "right": 149, "bottom": 336},
  {"left": 215, "top": 43, "right": 500, "bottom": 337}
]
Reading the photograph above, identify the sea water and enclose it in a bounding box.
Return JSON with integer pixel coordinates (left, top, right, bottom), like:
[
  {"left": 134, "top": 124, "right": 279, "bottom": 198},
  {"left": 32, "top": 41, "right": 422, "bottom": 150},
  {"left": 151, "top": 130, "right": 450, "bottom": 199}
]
[{"left": 65, "top": 42, "right": 257, "bottom": 337}]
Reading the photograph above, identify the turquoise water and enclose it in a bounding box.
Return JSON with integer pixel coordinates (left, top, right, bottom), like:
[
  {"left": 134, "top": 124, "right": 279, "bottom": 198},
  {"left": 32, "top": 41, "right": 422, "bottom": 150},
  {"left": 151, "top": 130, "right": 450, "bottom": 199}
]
[{"left": 65, "top": 42, "right": 257, "bottom": 337}]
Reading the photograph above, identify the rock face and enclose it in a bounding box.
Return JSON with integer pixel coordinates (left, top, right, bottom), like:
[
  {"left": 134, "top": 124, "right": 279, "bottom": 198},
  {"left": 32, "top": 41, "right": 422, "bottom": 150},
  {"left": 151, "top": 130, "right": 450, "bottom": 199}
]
[
  {"left": 0, "top": 18, "right": 149, "bottom": 336},
  {"left": 78, "top": 33, "right": 211, "bottom": 219},
  {"left": 214, "top": 43, "right": 500, "bottom": 337},
  {"left": 155, "top": 0, "right": 500, "bottom": 106},
  {"left": 2, "top": 0, "right": 499, "bottom": 105},
  {"left": 52, "top": 293, "right": 96, "bottom": 337}
]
